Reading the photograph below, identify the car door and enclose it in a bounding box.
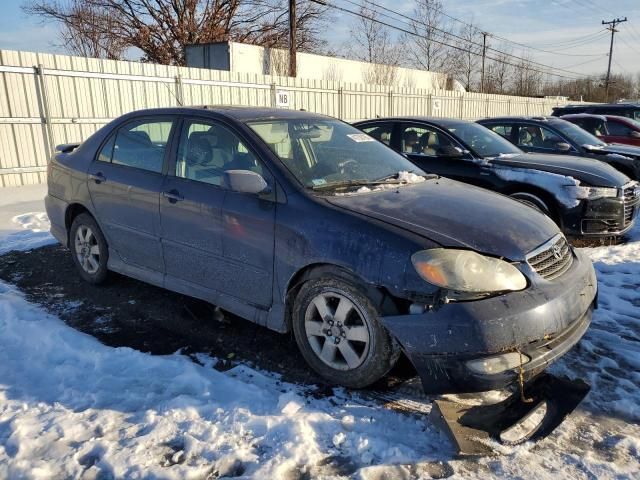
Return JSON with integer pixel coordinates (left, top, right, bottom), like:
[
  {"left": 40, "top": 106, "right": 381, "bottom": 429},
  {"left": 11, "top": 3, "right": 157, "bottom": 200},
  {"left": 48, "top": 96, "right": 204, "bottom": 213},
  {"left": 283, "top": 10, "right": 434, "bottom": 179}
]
[
  {"left": 88, "top": 117, "right": 175, "bottom": 273},
  {"left": 398, "top": 123, "right": 491, "bottom": 187},
  {"left": 160, "top": 117, "right": 276, "bottom": 308}
]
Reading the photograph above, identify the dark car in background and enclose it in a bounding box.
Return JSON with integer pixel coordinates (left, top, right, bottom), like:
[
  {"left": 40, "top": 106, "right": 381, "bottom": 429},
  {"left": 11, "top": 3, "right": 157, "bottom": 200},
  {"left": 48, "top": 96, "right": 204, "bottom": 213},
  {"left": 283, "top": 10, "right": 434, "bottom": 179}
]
[
  {"left": 562, "top": 114, "right": 640, "bottom": 148},
  {"left": 355, "top": 117, "right": 638, "bottom": 238},
  {"left": 45, "top": 106, "right": 597, "bottom": 394},
  {"left": 552, "top": 102, "right": 640, "bottom": 121},
  {"left": 478, "top": 116, "right": 640, "bottom": 180}
]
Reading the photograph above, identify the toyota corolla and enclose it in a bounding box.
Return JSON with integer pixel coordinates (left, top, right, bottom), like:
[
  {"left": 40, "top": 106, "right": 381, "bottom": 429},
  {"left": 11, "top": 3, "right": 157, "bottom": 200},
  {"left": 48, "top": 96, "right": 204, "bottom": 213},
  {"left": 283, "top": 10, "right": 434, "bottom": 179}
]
[{"left": 45, "top": 107, "right": 597, "bottom": 394}]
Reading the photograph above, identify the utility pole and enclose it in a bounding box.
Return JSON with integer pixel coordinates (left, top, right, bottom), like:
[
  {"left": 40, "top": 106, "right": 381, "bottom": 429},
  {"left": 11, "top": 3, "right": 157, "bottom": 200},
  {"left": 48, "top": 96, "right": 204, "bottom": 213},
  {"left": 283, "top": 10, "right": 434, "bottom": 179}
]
[
  {"left": 602, "top": 17, "right": 627, "bottom": 102},
  {"left": 480, "top": 32, "right": 489, "bottom": 93},
  {"left": 289, "top": 0, "right": 297, "bottom": 77}
]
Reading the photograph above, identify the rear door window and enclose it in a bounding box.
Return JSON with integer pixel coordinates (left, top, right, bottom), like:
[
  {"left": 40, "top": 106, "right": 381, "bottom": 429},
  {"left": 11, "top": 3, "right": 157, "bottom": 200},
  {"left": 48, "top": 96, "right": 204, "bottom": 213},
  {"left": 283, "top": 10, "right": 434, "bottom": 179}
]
[
  {"left": 487, "top": 124, "right": 512, "bottom": 140},
  {"left": 109, "top": 119, "right": 174, "bottom": 173}
]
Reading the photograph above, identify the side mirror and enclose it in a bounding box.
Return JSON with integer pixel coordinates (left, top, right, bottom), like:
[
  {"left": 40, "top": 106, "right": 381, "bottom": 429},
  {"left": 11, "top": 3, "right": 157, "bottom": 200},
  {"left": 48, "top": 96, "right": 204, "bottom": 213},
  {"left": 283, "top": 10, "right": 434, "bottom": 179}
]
[
  {"left": 437, "top": 145, "right": 464, "bottom": 158},
  {"left": 630, "top": 131, "right": 640, "bottom": 139},
  {"left": 556, "top": 142, "right": 572, "bottom": 152},
  {"left": 223, "top": 170, "right": 271, "bottom": 195}
]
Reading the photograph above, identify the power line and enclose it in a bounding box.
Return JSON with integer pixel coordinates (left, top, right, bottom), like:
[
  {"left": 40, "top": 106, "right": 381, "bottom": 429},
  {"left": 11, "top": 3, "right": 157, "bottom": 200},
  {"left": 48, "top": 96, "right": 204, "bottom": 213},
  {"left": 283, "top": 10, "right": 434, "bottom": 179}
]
[
  {"left": 354, "top": 0, "right": 607, "bottom": 58},
  {"left": 332, "top": 0, "right": 597, "bottom": 79},
  {"left": 314, "top": 0, "right": 593, "bottom": 80}
]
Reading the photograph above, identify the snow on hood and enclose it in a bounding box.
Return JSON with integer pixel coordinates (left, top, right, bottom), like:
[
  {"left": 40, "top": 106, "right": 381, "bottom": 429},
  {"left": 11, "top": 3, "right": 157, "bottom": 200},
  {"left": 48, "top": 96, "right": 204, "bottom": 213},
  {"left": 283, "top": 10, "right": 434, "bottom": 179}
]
[
  {"left": 493, "top": 166, "right": 588, "bottom": 208},
  {"left": 335, "top": 171, "right": 426, "bottom": 196}
]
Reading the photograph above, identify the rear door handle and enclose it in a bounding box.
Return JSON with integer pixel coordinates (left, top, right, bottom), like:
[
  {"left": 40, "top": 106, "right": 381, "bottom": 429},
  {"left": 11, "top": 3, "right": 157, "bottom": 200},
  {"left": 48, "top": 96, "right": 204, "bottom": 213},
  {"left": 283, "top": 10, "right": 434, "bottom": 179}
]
[
  {"left": 89, "top": 172, "right": 106, "bottom": 184},
  {"left": 162, "top": 190, "right": 184, "bottom": 203}
]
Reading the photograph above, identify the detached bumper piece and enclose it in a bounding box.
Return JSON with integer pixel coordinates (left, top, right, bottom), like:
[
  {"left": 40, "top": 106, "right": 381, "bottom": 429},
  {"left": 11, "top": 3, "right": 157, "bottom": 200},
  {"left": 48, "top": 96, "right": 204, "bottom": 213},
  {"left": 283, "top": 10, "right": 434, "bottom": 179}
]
[{"left": 431, "top": 373, "right": 590, "bottom": 456}]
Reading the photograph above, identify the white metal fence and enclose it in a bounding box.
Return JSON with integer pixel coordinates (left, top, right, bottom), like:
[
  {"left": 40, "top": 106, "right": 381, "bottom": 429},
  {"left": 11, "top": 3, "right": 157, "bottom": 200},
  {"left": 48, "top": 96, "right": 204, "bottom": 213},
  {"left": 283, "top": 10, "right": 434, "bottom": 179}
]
[{"left": 0, "top": 49, "right": 579, "bottom": 187}]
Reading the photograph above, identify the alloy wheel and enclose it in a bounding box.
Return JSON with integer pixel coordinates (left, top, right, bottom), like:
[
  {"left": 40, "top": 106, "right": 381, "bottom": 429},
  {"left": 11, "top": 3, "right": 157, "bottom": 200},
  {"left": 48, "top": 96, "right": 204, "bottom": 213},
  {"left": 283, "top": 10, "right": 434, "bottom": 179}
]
[
  {"left": 74, "top": 225, "right": 100, "bottom": 274},
  {"left": 304, "top": 291, "right": 371, "bottom": 371}
]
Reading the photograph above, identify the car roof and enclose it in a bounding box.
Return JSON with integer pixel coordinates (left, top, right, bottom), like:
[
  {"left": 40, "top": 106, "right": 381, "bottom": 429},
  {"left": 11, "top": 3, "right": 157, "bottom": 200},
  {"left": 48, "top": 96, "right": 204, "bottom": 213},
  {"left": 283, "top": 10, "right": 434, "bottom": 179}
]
[
  {"left": 120, "top": 105, "right": 333, "bottom": 122},
  {"left": 560, "top": 113, "right": 607, "bottom": 121},
  {"left": 556, "top": 103, "right": 640, "bottom": 110},
  {"left": 355, "top": 116, "right": 471, "bottom": 128},
  {"left": 478, "top": 116, "right": 565, "bottom": 123}
]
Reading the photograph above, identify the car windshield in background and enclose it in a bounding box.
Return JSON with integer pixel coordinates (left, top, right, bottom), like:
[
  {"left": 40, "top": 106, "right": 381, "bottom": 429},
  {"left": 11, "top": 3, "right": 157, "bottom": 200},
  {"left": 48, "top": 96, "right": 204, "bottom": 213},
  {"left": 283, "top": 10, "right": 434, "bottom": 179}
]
[
  {"left": 247, "top": 119, "right": 426, "bottom": 190},
  {"left": 447, "top": 122, "right": 522, "bottom": 158},
  {"left": 553, "top": 120, "right": 607, "bottom": 147}
]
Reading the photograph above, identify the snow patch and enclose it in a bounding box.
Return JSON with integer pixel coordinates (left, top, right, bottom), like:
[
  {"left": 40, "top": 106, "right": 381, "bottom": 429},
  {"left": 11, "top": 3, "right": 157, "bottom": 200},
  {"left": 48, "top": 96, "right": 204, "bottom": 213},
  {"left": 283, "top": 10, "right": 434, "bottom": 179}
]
[
  {"left": 0, "top": 212, "right": 55, "bottom": 255},
  {"left": 493, "top": 166, "right": 586, "bottom": 208}
]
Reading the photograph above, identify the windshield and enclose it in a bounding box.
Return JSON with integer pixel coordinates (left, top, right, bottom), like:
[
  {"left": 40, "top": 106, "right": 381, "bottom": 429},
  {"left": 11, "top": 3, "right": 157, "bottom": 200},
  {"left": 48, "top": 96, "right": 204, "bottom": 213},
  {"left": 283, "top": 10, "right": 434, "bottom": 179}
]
[
  {"left": 553, "top": 119, "right": 607, "bottom": 147},
  {"left": 247, "top": 119, "right": 426, "bottom": 190},
  {"left": 447, "top": 122, "right": 522, "bottom": 158}
]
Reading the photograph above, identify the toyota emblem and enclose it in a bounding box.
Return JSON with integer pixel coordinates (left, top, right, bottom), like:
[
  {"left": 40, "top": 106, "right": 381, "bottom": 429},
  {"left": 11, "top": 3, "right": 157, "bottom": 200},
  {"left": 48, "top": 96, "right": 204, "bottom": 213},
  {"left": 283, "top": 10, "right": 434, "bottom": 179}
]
[{"left": 552, "top": 243, "right": 563, "bottom": 259}]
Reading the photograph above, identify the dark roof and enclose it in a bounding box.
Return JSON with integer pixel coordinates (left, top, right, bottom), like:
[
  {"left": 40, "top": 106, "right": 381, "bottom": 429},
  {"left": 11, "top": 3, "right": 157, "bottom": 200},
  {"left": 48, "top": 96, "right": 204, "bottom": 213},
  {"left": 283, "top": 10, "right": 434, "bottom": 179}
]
[
  {"left": 560, "top": 113, "right": 607, "bottom": 121},
  {"left": 554, "top": 103, "right": 640, "bottom": 110},
  {"left": 119, "top": 106, "right": 332, "bottom": 122},
  {"left": 354, "top": 116, "right": 471, "bottom": 128},
  {"left": 477, "top": 116, "right": 565, "bottom": 123}
]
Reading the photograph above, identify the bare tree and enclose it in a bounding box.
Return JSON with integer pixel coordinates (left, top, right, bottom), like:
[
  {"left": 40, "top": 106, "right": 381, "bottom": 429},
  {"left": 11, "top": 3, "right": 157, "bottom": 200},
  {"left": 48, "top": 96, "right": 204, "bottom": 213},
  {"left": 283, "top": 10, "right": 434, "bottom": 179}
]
[
  {"left": 348, "top": 2, "right": 400, "bottom": 86},
  {"left": 406, "top": 0, "right": 457, "bottom": 76},
  {"left": 484, "top": 45, "right": 512, "bottom": 94},
  {"left": 24, "top": 0, "right": 327, "bottom": 65},
  {"left": 453, "top": 21, "right": 481, "bottom": 91},
  {"left": 512, "top": 52, "right": 542, "bottom": 97}
]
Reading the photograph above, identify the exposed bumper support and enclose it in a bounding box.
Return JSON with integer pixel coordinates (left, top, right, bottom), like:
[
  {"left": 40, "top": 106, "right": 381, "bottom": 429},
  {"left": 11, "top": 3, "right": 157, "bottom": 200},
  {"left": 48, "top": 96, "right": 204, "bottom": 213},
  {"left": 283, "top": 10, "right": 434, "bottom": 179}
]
[{"left": 381, "top": 250, "right": 597, "bottom": 393}]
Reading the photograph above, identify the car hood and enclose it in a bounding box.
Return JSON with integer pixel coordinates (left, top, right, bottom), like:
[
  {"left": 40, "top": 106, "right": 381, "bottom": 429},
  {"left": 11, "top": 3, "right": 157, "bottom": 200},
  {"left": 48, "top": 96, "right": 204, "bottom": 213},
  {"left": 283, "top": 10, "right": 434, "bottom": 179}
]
[
  {"left": 490, "top": 153, "right": 628, "bottom": 187},
  {"left": 590, "top": 143, "right": 640, "bottom": 160},
  {"left": 325, "top": 177, "right": 559, "bottom": 261}
]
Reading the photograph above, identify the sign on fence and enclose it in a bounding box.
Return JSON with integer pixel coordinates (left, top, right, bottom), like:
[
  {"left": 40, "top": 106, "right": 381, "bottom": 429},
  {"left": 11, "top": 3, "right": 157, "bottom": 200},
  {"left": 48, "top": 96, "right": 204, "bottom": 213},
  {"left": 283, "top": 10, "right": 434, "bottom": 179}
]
[{"left": 276, "top": 90, "right": 291, "bottom": 108}]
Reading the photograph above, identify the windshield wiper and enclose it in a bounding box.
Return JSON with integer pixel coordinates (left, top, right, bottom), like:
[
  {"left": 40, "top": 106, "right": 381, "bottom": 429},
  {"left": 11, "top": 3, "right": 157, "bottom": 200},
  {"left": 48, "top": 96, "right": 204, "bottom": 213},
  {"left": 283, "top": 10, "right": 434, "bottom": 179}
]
[
  {"left": 309, "top": 179, "right": 387, "bottom": 191},
  {"left": 373, "top": 170, "right": 435, "bottom": 182}
]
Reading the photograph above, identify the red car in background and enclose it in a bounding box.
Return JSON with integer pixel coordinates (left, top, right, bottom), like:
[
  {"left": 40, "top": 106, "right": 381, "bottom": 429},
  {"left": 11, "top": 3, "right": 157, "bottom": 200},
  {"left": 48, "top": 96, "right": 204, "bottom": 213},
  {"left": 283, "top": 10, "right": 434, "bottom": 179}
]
[{"left": 562, "top": 113, "right": 640, "bottom": 147}]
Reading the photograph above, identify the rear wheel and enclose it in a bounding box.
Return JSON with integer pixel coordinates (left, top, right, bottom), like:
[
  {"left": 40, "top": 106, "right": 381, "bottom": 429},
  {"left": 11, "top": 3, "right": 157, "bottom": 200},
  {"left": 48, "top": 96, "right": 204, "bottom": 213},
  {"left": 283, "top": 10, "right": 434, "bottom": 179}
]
[
  {"left": 70, "top": 213, "right": 109, "bottom": 284},
  {"left": 292, "top": 276, "right": 400, "bottom": 388}
]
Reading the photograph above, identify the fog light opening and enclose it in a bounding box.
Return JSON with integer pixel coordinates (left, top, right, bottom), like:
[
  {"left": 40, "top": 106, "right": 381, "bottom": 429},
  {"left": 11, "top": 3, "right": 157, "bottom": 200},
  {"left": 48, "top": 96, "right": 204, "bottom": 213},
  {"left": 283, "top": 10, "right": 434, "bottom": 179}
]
[{"left": 465, "top": 352, "right": 531, "bottom": 375}]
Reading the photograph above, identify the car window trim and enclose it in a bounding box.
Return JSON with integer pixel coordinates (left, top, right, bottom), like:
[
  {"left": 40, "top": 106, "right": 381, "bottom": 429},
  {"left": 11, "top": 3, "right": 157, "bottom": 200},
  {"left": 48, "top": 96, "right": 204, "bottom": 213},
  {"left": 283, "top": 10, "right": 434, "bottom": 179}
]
[{"left": 92, "top": 115, "right": 178, "bottom": 175}]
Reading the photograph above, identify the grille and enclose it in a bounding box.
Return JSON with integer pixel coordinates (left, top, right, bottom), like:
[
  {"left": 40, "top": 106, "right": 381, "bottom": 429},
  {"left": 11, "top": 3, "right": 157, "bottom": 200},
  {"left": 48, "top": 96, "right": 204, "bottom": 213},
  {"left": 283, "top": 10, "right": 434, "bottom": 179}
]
[
  {"left": 527, "top": 236, "right": 573, "bottom": 281},
  {"left": 623, "top": 183, "right": 639, "bottom": 228}
]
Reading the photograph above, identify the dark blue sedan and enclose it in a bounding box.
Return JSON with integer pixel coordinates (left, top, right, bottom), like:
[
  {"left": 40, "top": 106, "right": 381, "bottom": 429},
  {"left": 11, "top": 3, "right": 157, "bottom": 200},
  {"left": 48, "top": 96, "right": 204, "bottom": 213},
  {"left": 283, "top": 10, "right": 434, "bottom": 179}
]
[{"left": 45, "top": 107, "right": 596, "bottom": 393}]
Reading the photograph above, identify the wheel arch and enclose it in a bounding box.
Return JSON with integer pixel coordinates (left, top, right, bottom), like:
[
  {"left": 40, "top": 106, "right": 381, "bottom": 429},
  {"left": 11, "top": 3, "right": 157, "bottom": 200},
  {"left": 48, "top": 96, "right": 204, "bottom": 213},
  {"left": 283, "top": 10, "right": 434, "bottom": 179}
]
[
  {"left": 501, "top": 183, "right": 562, "bottom": 223},
  {"left": 64, "top": 203, "right": 97, "bottom": 244},
  {"left": 283, "top": 263, "right": 399, "bottom": 332}
]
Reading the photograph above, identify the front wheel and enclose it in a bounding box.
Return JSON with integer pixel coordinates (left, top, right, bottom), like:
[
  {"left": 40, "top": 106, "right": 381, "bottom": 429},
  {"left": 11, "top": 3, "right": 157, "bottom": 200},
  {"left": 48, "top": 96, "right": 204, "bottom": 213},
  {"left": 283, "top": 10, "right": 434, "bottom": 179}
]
[
  {"left": 292, "top": 276, "right": 400, "bottom": 388},
  {"left": 70, "top": 213, "right": 109, "bottom": 285}
]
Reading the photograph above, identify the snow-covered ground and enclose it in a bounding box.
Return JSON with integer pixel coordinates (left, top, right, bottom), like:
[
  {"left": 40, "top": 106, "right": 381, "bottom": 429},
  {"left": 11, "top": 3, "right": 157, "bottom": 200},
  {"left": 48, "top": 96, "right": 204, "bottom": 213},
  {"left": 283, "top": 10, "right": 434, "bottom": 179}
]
[{"left": 0, "top": 188, "right": 639, "bottom": 479}]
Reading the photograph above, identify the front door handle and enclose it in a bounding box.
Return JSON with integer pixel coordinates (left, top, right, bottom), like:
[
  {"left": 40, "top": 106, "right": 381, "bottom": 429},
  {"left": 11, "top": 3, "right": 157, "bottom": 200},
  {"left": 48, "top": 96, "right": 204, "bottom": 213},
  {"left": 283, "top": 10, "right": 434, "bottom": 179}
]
[
  {"left": 89, "top": 172, "right": 106, "bottom": 184},
  {"left": 162, "top": 190, "right": 184, "bottom": 203}
]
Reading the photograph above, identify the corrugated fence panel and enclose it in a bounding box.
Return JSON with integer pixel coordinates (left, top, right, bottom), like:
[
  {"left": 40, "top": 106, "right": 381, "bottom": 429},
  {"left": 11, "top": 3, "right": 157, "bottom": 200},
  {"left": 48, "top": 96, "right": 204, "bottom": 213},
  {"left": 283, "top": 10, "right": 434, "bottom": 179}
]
[{"left": 0, "top": 48, "right": 587, "bottom": 186}]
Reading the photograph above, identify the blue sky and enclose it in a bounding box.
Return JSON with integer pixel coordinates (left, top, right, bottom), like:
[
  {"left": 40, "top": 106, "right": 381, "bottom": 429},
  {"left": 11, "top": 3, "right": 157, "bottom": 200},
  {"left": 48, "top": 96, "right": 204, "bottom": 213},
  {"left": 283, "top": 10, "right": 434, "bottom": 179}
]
[{"left": 1, "top": 0, "right": 639, "bottom": 77}]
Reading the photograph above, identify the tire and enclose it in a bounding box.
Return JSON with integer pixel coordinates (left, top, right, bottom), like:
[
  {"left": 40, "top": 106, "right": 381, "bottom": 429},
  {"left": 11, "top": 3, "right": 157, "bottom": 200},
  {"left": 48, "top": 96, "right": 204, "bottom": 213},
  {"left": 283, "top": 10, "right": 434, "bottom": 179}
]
[
  {"left": 69, "top": 213, "right": 109, "bottom": 285},
  {"left": 509, "top": 192, "right": 551, "bottom": 215},
  {"left": 292, "top": 276, "right": 400, "bottom": 388}
]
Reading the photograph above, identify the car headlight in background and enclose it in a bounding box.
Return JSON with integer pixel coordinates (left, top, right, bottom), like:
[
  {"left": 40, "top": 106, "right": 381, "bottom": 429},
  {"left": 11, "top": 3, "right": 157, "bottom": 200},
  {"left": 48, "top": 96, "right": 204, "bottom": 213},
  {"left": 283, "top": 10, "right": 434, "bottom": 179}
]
[
  {"left": 411, "top": 249, "right": 527, "bottom": 294},
  {"left": 572, "top": 185, "right": 618, "bottom": 200}
]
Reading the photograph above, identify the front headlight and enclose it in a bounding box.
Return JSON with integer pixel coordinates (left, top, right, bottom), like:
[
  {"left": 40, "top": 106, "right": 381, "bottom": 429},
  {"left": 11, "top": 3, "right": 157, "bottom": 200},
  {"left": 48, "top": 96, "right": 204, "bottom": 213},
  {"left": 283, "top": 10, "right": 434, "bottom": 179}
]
[
  {"left": 411, "top": 249, "right": 527, "bottom": 293},
  {"left": 573, "top": 185, "right": 618, "bottom": 200}
]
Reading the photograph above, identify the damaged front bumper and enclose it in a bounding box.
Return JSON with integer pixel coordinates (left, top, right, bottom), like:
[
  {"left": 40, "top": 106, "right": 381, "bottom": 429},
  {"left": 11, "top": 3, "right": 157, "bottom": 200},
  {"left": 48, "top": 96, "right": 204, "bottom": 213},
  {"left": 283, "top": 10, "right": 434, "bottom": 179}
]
[{"left": 382, "top": 249, "right": 597, "bottom": 394}]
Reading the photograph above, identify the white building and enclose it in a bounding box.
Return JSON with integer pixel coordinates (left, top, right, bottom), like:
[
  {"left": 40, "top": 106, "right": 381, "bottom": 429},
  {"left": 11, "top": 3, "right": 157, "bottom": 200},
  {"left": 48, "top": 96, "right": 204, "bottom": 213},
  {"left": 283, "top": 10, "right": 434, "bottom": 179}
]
[{"left": 185, "top": 41, "right": 459, "bottom": 91}]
